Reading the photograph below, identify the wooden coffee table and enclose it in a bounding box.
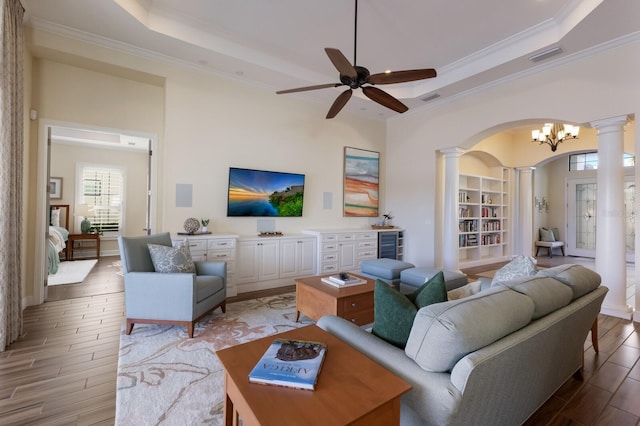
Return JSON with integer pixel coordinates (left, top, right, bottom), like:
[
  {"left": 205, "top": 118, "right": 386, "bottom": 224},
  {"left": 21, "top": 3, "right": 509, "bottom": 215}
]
[
  {"left": 295, "top": 274, "right": 375, "bottom": 325},
  {"left": 216, "top": 325, "right": 411, "bottom": 426}
]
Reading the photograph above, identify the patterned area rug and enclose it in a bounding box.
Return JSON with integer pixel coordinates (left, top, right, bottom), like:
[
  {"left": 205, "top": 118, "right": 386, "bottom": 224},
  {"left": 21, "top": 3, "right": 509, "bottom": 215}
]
[{"left": 115, "top": 292, "right": 313, "bottom": 425}]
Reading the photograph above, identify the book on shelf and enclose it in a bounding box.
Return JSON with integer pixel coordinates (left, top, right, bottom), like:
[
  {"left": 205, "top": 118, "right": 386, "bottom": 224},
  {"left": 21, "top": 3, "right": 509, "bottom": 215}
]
[
  {"left": 248, "top": 338, "right": 327, "bottom": 390},
  {"left": 321, "top": 274, "right": 367, "bottom": 287}
]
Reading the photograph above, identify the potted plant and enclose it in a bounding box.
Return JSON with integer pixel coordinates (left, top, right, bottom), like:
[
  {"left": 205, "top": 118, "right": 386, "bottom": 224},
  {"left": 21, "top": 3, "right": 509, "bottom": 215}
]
[
  {"left": 380, "top": 212, "right": 394, "bottom": 226},
  {"left": 373, "top": 212, "right": 394, "bottom": 228},
  {"left": 201, "top": 218, "right": 210, "bottom": 233}
]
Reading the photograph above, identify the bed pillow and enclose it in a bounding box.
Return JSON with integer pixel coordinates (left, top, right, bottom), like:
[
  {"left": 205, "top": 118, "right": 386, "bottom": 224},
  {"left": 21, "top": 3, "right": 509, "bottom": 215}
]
[
  {"left": 372, "top": 272, "right": 448, "bottom": 349},
  {"left": 147, "top": 242, "right": 196, "bottom": 273},
  {"left": 50, "top": 209, "right": 60, "bottom": 227}
]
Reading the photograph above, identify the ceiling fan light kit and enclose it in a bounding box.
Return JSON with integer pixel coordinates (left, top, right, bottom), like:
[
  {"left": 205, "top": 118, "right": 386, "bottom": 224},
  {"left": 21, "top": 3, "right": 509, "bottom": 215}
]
[{"left": 276, "top": 0, "right": 437, "bottom": 119}]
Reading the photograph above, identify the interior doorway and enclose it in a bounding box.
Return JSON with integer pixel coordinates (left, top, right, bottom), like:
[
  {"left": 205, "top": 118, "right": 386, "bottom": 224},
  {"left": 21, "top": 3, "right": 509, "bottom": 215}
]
[{"left": 35, "top": 120, "right": 158, "bottom": 305}]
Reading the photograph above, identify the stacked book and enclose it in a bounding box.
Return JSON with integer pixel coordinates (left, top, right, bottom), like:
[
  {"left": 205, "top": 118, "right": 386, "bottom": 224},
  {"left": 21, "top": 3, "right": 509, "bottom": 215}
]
[
  {"left": 321, "top": 274, "right": 367, "bottom": 288},
  {"left": 248, "top": 339, "right": 327, "bottom": 390}
]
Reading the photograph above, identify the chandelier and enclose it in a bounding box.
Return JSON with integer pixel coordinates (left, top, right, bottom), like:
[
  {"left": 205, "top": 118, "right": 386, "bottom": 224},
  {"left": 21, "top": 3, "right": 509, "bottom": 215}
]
[{"left": 531, "top": 123, "right": 580, "bottom": 152}]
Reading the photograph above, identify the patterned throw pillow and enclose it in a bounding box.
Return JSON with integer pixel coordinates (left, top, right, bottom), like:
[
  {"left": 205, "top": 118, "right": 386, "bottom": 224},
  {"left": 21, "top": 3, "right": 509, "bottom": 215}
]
[
  {"left": 491, "top": 255, "right": 537, "bottom": 286},
  {"left": 147, "top": 242, "right": 196, "bottom": 273},
  {"left": 372, "top": 271, "right": 448, "bottom": 349}
]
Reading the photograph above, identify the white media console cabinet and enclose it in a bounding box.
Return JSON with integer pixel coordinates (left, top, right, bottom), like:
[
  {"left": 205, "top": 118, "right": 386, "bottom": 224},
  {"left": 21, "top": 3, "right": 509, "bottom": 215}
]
[{"left": 173, "top": 228, "right": 404, "bottom": 296}]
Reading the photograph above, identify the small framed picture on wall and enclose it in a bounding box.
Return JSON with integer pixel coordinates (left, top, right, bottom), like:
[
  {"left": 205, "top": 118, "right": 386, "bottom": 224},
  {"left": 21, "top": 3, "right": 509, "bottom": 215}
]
[{"left": 49, "top": 177, "right": 63, "bottom": 199}]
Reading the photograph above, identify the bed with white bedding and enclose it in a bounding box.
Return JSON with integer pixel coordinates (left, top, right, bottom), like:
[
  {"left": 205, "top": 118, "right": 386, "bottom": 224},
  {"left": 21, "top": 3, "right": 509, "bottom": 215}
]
[{"left": 48, "top": 204, "right": 70, "bottom": 274}]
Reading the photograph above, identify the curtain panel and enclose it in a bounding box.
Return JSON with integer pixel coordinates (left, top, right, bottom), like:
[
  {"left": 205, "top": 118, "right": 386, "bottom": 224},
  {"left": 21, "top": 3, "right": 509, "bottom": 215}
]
[{"left": 0, "top": 0, "right": 24, "bottom": 351}]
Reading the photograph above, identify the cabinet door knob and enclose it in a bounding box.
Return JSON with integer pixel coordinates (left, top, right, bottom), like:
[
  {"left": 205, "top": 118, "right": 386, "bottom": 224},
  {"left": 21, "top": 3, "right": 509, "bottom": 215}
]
[{"left": 351, "top": 303, "right": 357, "bottom": 308}]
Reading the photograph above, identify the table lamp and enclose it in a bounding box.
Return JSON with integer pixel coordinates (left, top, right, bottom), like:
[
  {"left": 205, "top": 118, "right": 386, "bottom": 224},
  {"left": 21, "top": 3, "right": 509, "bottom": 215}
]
[{"left": 75, "top": 204, "right": 94, "bottom": 233}]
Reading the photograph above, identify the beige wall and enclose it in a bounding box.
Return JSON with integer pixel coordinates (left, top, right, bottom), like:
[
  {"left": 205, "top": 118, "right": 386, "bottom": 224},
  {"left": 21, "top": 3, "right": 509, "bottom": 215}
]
[
  {"left": 22, "top": 25, "right": 638, "bottom": 305},
  {"left": 387, "top": 40, "right": 639, "bottom": 267},
  {"left": 161, "top": 69, "right": 385, "bottom": 235},
  {"left": 24, "top": 27, "right": 386, "bottom": 304}
]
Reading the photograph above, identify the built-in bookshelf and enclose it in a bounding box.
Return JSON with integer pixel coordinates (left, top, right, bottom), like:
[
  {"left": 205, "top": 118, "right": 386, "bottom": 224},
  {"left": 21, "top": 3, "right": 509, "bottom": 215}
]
[{"left": 458, "top": 168, "right": 510, "bottom": 267}]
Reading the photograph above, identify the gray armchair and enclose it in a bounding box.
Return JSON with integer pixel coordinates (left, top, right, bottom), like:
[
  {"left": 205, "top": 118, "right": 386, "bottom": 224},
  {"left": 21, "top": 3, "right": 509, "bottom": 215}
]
[{"left": 117, "top": 232, "right": 226, "bottom": 338}]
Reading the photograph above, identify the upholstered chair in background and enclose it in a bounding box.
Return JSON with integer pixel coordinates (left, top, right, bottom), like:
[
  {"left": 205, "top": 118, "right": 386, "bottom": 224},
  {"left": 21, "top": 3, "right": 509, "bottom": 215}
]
[{"left": 117, "top": 232, "right": 226, "bottom": 338}]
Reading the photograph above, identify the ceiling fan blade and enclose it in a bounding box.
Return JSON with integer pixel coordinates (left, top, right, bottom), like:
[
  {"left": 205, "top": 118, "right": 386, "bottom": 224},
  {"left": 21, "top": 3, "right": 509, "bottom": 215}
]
[
  {"left": 326, "top": 89, "right": 353, "bottom": 119},
  {"left": 368, "top": 69, "right": 437, "bottom": 85},
  {"left": 276, "top": 83, "right": 341, "bottom": 94},
  {"left": 325, "top": 48, "right": 357, "bottom": 78},
  {"left": 362, "top": 86, "right": 408, "bottom": 113}
]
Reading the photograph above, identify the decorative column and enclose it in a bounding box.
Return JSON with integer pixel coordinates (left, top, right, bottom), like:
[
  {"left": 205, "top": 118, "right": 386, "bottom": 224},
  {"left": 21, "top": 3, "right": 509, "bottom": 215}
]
[
  {"left": 591, "top": 115, "right": 632, "bottom": 320},
  {"left": 516, "top": 167, "right": 535, "bottom": 256},
  {"left": 441, "top": 148, "right": 465, "bottom": 271}
]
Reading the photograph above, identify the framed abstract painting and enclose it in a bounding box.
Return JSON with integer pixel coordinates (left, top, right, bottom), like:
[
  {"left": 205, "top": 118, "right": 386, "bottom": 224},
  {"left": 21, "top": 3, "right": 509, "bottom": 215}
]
[{"left": 343, "top": 147, "right": 379, "bottom": 217}]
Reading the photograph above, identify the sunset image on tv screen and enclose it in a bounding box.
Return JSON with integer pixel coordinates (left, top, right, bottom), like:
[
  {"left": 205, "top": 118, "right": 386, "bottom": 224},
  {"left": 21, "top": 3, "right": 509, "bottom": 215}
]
[{"left": 227, "top": 168, "right": 305, "bottom": 217}]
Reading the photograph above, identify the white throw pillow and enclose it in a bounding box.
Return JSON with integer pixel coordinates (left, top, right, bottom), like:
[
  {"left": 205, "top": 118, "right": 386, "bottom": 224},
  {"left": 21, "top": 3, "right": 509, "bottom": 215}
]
[
  {"left": 491, "top": 255, "right": 537, "bottom": 286},
  {"left": 447, "top": 280, "right": 482, "bottom": 300}
]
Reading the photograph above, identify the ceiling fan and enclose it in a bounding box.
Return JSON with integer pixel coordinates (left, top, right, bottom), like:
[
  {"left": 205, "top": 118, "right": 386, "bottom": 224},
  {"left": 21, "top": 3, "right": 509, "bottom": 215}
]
[{"left": 276, "top": 0, "right": 437, "bottom": 119}]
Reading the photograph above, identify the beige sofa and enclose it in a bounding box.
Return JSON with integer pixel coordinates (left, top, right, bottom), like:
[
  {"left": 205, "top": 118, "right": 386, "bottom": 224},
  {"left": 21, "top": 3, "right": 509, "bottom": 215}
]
[{"left": 317, "top": 264, "right": 607, "bottom": 426}]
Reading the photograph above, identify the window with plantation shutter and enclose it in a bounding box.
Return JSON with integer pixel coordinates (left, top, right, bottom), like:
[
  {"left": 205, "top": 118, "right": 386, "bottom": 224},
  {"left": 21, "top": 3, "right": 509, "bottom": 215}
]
[{"left": 77, "top": 164, "right": 125, "bottom": 235}]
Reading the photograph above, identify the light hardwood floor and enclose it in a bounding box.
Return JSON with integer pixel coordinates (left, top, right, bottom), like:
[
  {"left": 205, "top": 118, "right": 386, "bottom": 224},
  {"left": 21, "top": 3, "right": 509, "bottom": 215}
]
[{"left": 0, "top": 256, "right": 638, "bottom": 425}]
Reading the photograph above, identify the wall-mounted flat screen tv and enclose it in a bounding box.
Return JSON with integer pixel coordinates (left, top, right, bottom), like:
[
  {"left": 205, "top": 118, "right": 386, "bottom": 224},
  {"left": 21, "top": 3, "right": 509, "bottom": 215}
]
[{"left": 227, "top": 167, "right": 305, "bottom": 217}]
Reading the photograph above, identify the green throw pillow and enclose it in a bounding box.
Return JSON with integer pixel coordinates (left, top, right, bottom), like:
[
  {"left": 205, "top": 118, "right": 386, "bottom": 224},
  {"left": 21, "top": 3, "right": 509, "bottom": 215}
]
[
  {"left": 408, "top": 270, "right": 448, "bottom": 307},
  {"left": 539, "top": 227, "right": 555, "bottom": 242},
  {"left": 372, "top": 272, "right": 448, "bottom": 349}
]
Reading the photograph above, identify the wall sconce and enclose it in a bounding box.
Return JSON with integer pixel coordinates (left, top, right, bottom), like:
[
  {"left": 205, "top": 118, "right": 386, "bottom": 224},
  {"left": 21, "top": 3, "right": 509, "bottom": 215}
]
[{"left": 535, "top": 196, "right": 550, "bottom": 213}]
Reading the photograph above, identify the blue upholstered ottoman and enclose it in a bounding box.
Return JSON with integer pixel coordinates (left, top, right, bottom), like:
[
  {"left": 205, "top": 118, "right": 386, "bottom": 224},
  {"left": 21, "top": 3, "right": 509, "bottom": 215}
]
[
  {"left": 399, "top": 267, "right": 468, "bottom": 293},
  {"left": 360, "top": 258, "right": 415, "bottom": 287}
]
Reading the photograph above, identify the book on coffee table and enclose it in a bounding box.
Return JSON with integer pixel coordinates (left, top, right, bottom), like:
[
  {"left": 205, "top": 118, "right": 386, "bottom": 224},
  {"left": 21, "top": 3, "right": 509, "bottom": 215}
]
[
  {"left": 248, "top": 338, "right": 327, "bottom": 391},
  {"left": 321, "top": 274, "right": 367, "bottom": 287}
]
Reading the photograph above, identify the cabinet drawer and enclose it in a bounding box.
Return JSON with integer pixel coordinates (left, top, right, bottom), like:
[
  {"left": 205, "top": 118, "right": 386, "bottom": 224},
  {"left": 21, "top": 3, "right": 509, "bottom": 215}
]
[
  {"left": 357, "top": 232, "right": 377, "bottom": 240},
  {"left": 323, "top": 234, "right": 339, "bottom": 242},
  {"left": 358, "top": 241, "right": 377, "bottom": 249},
  {"left": 342, "top": 310, "right": 374, "bottom": 326},
  {"left": 322, "top": 243, "right": 338, "bottom": 251},
  {"left": 339, "top": 233, "right": 356, "bottom": 241},
  {"left": 208, "top": 239, "right": 235, "bottom": 249},
  {"left": 208, "top": 249, "right": 235, "bottom": 260},
  {"left": 341, "top": 293, "right": 374, "bottom": 315},
  {"left": 357, "top": 250, "right": 377, "bottom": 259},
  {"left": 323, "top": 253, "right": 338, "bottom": 262},
  {"left": 321, "top": 263, "right": 339, "bottom": 273},
  {"left": 185, "top": 240, "right": 207, "bottom": 251}
]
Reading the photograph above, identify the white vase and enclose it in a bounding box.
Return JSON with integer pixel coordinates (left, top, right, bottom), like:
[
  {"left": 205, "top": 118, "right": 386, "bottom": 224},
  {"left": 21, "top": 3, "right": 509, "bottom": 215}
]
[{"left": 202, "top": 226, "right": 208, "bottom": 233}]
